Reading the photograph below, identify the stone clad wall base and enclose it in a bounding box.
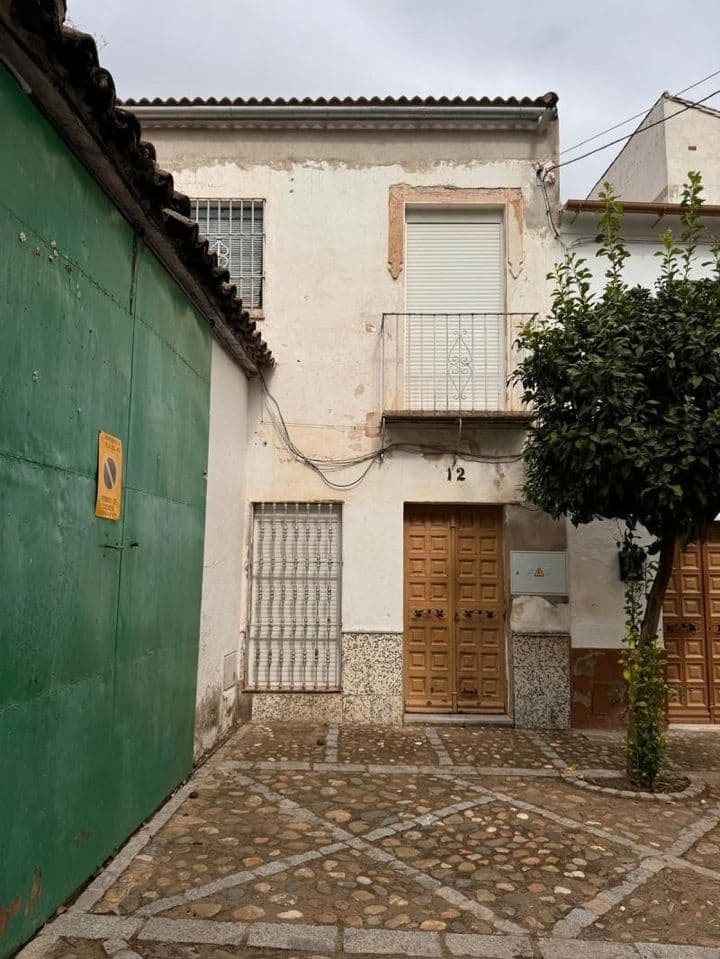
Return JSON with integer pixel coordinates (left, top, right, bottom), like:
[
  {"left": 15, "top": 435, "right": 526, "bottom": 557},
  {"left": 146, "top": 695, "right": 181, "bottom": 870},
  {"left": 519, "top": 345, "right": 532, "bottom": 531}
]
[
  {"left": 251, "top": 692, "right": 343, "bottom": 723},
  {"left": 250, "top": 633, "right": 404, "bottom": 724},
  {"left": 512, "top": 632, "right": 571, "bottom": 729}
]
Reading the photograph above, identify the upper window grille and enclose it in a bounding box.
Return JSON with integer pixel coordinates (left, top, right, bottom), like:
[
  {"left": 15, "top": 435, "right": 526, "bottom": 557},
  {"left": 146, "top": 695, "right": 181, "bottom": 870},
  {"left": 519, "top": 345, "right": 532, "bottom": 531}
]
[
  {"left": 191, "top": 198, "right": 264, "bottom": 309},
  {"left": 247, "top": 503, "right": 342, "bottom": 691}
]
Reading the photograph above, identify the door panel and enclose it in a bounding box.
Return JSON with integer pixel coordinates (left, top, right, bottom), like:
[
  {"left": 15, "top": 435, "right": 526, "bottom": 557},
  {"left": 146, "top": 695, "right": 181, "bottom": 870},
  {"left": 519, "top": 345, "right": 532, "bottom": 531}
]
[
  {"left": 702, "top": 525, "right": 720, "bottom": 719},
  {"left": 664, "top": 528, "right": 720, "bottom": 723},
  {"left": 404, "top": 505, "right": 506, "bottom": 713},
  {"left": 404, "top": 509, "right": 453, "bottom": 710}
]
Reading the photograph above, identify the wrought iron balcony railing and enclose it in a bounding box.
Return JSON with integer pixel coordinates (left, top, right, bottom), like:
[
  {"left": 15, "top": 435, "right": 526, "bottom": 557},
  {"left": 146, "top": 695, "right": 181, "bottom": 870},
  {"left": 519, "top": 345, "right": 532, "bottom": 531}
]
[{"left": 379, "top": 312, "right": 536, "bottom": 418}]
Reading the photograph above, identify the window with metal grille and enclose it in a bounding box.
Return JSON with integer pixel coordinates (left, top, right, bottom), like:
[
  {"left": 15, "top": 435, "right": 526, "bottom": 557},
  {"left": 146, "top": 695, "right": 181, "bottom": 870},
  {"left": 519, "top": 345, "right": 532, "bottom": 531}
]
[
  {"left": 191, "top": 198, "right": 264, "bottom": 309},
  {"left": 247, "top": 503, "right": 342, "bottom": 691}
]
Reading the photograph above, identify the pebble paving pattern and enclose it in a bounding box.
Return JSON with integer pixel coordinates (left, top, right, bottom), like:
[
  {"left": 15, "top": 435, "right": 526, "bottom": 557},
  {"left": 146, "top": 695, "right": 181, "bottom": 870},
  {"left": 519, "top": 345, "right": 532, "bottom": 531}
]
[
  {"left": 215, "top": 724, "right": 327, "bottom": 764},
  {"left": 540, "top": 731, "right": 627, "bottom": 770},
  {"left": 93, "top": 772, "right": 336, "bottom": 914},
  {"left": 586, "top": 864, "right": 720, "bottom": 945},
  {"left": 481, "top": 775, "right": 714, "bottom": 848},
  {"left": 668, "top": 732, "right": 720, "bottom": 772},
  {"left": 162, "top": 845, "right": 495, "bottom": 933},
  {"left": 25, "top": 724, "right": 720, "bottom": 959},
  {"left": 377, "top": 799, "right": 639, "bottom": 932},
  {"left": 338, "top": 727, "right": 437, "bottom": 766},
  {"left": 250, "top": 771, "right": 472, "bottom": 835},
  {"left": 437, "top": 728, "right": 549, "bottom": 768}
]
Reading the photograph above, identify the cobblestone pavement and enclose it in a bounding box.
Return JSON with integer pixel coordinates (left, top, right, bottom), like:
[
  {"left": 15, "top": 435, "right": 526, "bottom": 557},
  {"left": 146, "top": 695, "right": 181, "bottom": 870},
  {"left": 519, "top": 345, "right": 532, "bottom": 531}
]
[{"left": 22, "top": 725, "right": 720, "bottom": 959}]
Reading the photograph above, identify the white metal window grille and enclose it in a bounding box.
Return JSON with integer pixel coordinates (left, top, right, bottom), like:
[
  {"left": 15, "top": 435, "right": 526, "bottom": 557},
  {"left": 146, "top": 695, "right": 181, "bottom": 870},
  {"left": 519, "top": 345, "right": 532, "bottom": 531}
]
[
  {"left": 247, "top": 503, "right": 342, "bottom": 691},
  {"left": 191, "top": 198, "right": 264, "bottom": 309},
  {"left": 405, "top": 210, "right": 504, "bottom": 409}
]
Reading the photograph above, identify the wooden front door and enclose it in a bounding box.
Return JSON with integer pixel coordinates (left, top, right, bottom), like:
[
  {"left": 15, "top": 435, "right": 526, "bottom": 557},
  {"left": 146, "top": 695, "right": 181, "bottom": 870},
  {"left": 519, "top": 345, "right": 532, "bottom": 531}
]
[
  {"left": 404, "top": 505, "right": 506, "bottom": 713},
  {"left": 664, "top": 524, "right": 720, "bottom": 723}
]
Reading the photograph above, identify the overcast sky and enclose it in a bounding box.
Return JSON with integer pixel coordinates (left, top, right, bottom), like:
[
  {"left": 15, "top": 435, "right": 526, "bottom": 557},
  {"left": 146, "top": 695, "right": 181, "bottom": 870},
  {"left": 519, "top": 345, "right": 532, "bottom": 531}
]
[{"left": 67, "top": 0, "right": 720, "bottom": 199}]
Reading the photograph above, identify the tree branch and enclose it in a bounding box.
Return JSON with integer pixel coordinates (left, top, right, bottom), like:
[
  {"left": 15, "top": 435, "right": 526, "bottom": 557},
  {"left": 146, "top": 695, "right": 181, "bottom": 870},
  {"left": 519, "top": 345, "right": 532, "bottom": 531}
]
[{"left": 640, "top": 531, "right": 676, "bottom": 647}]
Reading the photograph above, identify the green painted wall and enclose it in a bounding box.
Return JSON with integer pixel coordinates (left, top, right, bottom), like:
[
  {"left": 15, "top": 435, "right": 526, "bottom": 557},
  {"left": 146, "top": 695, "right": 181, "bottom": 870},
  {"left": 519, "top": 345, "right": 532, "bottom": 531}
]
[{"left": 0, "top": 66, "right": 212, "bottom": 956}]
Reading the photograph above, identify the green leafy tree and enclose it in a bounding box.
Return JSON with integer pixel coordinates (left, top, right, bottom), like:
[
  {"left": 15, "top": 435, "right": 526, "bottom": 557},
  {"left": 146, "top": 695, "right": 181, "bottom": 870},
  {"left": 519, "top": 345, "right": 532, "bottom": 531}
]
[{"left": 514, "top": 173, "right": 720, "bottom": 787}]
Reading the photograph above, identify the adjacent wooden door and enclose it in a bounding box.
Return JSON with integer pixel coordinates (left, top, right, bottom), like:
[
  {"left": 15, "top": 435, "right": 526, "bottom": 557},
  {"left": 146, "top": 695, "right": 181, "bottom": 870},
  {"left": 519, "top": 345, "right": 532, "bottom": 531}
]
[
  {"left": 404, "top": 505, "right": 506, "bottom": 713},
  {"left": 664, "top": 524, "right": 720, "bottom": 723}
]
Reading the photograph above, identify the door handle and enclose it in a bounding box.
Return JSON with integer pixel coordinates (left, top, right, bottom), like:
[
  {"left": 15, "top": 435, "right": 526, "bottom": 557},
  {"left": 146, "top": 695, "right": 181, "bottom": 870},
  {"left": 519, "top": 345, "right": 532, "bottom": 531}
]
[{"left": 456, "top": 608, "right": 497, "bottom": 620}]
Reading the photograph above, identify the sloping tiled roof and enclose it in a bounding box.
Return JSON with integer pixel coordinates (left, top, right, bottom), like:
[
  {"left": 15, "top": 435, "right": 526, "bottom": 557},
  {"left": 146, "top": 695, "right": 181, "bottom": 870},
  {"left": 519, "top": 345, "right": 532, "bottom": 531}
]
[
  {"left": 1, "top": 0, "right": 272, "bottom": 370},
  {"left": 123, "top": 94, "right": 559, "bottom": 109}
]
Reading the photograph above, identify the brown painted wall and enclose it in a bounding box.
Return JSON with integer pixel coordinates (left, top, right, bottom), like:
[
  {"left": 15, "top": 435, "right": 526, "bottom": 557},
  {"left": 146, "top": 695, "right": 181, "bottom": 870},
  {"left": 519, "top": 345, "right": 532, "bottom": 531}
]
[{"left": 571, "top": 648, "right": 626, "bottom": 728}]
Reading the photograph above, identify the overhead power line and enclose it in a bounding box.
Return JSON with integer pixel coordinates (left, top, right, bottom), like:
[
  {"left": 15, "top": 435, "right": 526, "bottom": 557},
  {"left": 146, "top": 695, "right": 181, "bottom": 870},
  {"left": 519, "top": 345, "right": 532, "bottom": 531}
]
[
  {"left": 547, "top": 87, "right": 720, "bottom": 174},
  {"left": 560, "top": 66, "right": 720, "bottom": 157}
]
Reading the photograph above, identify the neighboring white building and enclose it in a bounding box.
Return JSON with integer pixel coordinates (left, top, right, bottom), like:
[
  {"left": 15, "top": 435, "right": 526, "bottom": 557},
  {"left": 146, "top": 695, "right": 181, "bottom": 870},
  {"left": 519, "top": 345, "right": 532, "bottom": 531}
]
[
  {"left": 561, "top": 138, "right": 720, "bottom": 726},
  {"left": 588, "top": 93, "right": 720, "bottom": 203},
  {"left": 131, "top": 94, "right": 577, "bottom": 730}
]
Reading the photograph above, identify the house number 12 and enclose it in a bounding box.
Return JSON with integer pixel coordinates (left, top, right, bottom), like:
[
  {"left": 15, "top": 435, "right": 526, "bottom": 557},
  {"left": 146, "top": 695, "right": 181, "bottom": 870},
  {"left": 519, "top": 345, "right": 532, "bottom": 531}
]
[{"left": 446, "top": 467, "right": 466, "bottom": 482}]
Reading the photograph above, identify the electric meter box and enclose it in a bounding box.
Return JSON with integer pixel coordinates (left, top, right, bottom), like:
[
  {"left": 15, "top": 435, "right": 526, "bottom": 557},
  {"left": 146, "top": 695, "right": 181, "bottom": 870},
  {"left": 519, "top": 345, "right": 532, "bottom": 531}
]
[{"left": 510, "top": 550, "right": 568, "bottom": 596}]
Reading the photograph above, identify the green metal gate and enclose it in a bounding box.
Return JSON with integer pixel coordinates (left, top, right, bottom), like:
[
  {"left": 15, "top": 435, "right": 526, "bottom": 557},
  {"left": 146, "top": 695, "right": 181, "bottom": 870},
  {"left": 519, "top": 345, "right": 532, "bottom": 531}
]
[{"left": 0, "top": 65, "right": 211, "bottom": 956}]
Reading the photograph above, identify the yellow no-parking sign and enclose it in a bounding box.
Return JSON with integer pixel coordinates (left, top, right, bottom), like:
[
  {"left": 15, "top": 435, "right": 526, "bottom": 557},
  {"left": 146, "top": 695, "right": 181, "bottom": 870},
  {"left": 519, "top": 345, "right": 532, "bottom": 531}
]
[{"left": 95, "top": 431, "right": 122, "bottom": 521}]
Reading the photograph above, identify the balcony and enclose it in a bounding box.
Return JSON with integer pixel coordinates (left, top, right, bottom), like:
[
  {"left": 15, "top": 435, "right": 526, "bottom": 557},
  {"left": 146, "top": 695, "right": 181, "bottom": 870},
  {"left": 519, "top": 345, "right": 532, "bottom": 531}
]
[{"left": 379, "top": 312, "right": 536, "bottom": 424}]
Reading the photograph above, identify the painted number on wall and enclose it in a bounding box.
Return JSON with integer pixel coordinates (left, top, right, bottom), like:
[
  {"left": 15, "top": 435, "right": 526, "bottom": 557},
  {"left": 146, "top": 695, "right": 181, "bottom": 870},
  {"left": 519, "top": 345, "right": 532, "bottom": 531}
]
[{"left": 446, "top": 467, "right": 466, "bottom": 482}]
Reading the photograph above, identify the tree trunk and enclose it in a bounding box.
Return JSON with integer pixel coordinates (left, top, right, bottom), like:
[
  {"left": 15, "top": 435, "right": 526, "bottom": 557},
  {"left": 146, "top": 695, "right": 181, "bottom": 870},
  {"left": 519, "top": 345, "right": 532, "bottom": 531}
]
[{"left": 639, "top": 531, "right": 677, "bottom": 648}]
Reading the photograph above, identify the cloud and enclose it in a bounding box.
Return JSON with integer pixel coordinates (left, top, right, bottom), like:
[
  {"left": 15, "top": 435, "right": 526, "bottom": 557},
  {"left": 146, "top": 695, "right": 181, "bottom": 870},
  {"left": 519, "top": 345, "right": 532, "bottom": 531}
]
[{"left": 67, "top": 0, "right": 720, "bottom": 197}]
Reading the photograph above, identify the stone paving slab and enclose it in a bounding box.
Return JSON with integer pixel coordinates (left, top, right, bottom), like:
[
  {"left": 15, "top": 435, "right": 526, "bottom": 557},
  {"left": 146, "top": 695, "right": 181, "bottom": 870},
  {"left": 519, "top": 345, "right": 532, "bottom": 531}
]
[
  {"left": 682, "top": 818, "right": 720, "bottom": 869},
  {"left": 444, "top": 932, "right": 534, "bottom": 956},
  {"left": 42, "top": 931, "right": 720, "bottom": 959},
  {"left": 19, "top": 722, "right": 720, "bottom": 959},
  {"left": 343, "top": 927, "right": 442, "bottom": 955},
  {"left": 138, "top": 917, "right": 247, "bottom": 944}
]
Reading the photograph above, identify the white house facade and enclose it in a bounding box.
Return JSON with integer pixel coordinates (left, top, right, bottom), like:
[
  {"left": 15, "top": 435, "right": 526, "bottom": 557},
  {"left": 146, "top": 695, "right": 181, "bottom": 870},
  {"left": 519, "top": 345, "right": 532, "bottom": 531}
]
[
  {"left": 129, "top": 94, "right": 583, "bottom": 730},
  {"left": 129, "top": 91, "right": 720, "bottom": 734}
]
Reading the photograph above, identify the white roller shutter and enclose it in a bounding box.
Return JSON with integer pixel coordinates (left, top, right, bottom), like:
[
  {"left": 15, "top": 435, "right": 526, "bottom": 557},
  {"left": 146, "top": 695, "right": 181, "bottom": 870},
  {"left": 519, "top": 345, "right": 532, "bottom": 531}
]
[{"left": 404, "top": 210, "right": 504, "bottom": 410}]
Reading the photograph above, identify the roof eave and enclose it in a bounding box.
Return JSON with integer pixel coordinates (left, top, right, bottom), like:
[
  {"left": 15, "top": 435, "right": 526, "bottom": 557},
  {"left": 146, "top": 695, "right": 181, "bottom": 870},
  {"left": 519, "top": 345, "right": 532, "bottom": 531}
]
[
  {"left": 0, "top": 2, "right": 272, "bottom": 375},
  {"left": 563, "top": 198, "right": 720, "bottom": 217},
  {"left": 129, "top": 103, "right": 552, "bottom": 127}
]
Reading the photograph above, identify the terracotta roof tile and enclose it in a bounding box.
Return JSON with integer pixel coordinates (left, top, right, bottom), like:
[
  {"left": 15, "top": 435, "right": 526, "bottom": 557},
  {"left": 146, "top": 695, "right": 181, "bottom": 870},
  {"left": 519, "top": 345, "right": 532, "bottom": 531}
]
[{"left": 123, "top": 93, "right": 558, "bottom": 109}]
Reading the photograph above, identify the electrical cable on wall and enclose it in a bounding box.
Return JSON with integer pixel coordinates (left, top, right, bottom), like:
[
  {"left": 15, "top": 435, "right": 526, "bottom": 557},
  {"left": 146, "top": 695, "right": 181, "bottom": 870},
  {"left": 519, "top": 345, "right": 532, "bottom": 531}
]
[
  {"left": 536, "top": 85, "right": 720, "bottom": 247},
  {"left": 258, "top": 372, "right": 524, "bottom": 492}
]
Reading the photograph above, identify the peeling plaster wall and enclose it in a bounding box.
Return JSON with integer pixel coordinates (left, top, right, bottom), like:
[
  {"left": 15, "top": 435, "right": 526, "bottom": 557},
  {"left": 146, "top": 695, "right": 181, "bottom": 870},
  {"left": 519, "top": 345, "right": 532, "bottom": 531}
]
[
  {"left": 144, "top": 121, "right": 564, "bottom": 720},
  {"left": 196, "top": 340, "right": 251, "bottom": 756}
]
